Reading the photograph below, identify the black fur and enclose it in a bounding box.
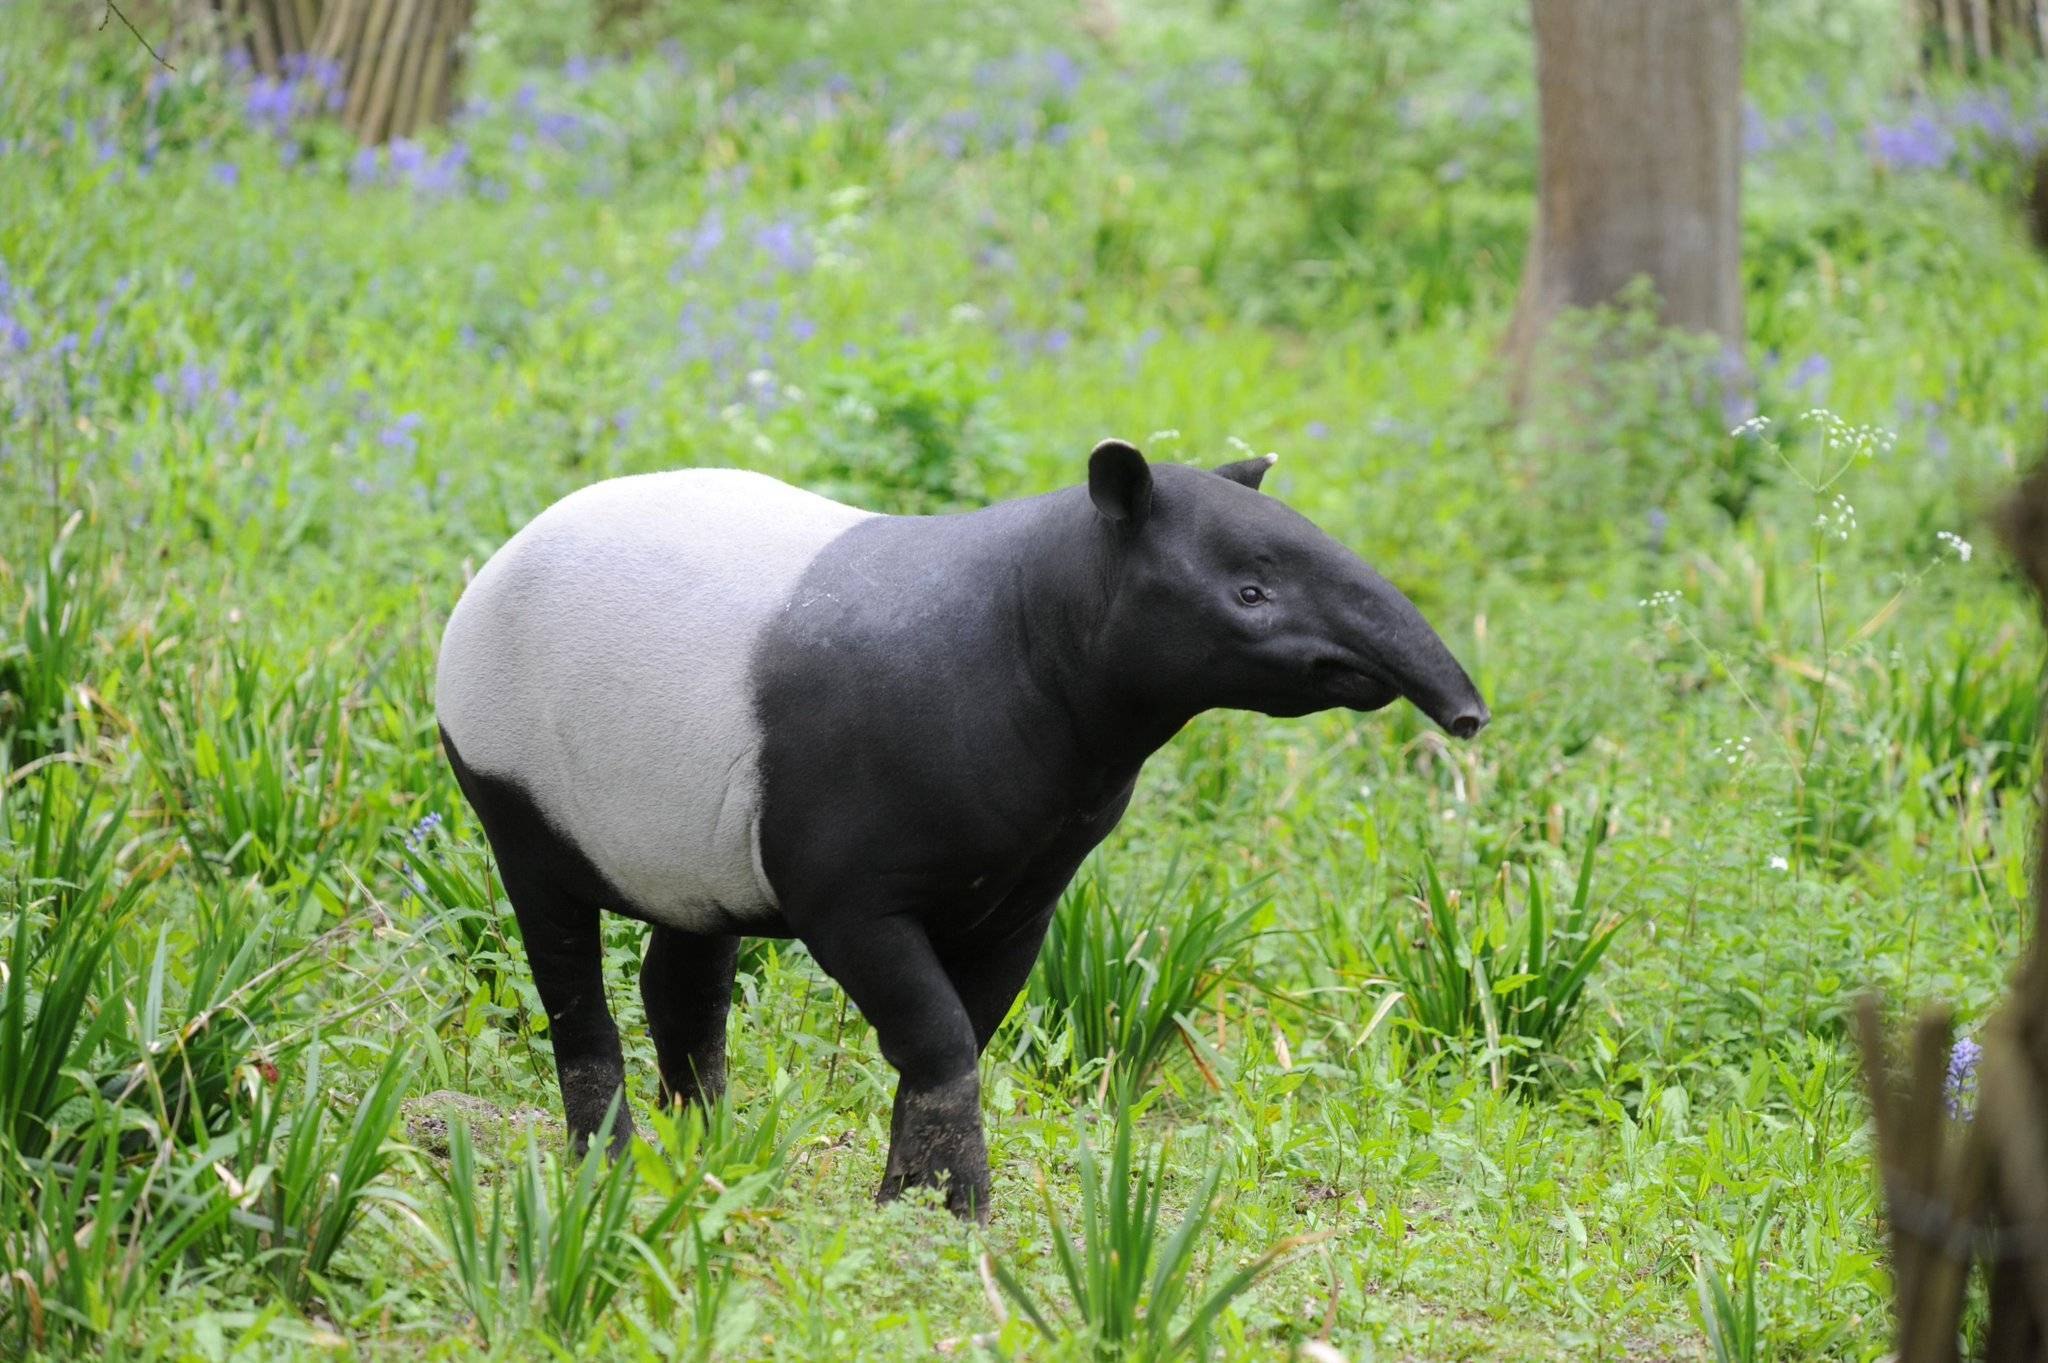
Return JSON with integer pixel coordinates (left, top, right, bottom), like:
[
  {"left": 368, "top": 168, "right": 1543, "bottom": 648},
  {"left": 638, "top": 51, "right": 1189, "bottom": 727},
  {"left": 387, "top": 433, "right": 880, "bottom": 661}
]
[{"left": 746, "top": 448, "right": 1486, "bottom": 1216}]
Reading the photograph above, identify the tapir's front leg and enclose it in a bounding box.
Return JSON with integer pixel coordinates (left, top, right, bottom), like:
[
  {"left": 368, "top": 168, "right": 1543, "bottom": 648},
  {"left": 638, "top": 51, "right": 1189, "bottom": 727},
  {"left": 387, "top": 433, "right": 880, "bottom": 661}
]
[{"left": 802, "top": 912, "right": 990, "bottom": 1221}]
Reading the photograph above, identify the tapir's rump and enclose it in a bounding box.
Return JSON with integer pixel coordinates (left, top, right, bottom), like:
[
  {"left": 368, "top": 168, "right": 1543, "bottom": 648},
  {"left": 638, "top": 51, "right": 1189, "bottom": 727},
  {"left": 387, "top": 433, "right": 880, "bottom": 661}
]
[{"left": 435, "top": 469, "right": 872, "bottom": 930}]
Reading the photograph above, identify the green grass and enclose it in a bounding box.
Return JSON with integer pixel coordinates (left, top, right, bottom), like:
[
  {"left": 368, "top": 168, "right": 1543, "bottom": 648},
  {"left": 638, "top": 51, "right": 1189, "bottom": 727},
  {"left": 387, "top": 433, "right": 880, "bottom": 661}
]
[{"left": 2, "top": 0, "right": 2046, "bottom": 1355}]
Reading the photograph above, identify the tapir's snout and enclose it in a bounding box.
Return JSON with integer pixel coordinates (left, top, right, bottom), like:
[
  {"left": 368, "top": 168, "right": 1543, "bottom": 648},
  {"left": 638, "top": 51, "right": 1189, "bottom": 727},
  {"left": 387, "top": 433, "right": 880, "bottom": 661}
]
[
  {"left": 1446, "top": 701, "right": 1490, "bottom": 740},
  {"left": 1407, "top": 665, "right": 1489, "bottom": 740},
  {"left": 1349, "top": 567, "right": 1489, "bottom": 741}
]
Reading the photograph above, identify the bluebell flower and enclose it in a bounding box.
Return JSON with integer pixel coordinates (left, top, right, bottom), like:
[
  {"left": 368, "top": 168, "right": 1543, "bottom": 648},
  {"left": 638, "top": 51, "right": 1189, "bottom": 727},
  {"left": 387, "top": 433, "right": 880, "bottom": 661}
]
[
  {"left": 1305, "top": 421, "right": 1332, "bottom": 440},
  {"left": 244, "top": 76, "right": 299, "bottom": 137},
  {"left": 177, "top": 362, "right": 219, "bottom": 411},
  {"left": 1870, "top": 113, "right": 1954, "bottom": 172},
  {"left": 414, "top": 144, "right": 469, "bottom": 196},
  {"left": 349, "top": 145, "right": 381, "bottom": 189},
  {"left": 1947, "top": 1035, "right": 1980, "bottom": 1120},
  {"left": 535, "top": 110, "right": 586, "bottom": 146},
  {"left": 212, "top": 161, "right": 240, "bottom": 188},
  {"left": 754, "top": 217, "right": 812, "bottom": 273},
  {"left": 380, "top": 412, "right": 424, "bottom": 452},
  {"left": 388, "top": 139, "right": 427, "bottom": 179},
  {"left": 1788, "top": 353, "right": 1831, "bottom": 392},
  {"left": 1034, "top": 49, "right": 1077, "bottom": 98},
  {"left": 1742, "top": 102, "right": 1771, "bottom": 156}
]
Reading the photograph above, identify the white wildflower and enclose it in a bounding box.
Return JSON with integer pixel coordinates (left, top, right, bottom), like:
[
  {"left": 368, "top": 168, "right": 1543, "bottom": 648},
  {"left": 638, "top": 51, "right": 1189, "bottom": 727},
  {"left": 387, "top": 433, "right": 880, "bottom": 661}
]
[
  {"left": 1768, "top": 855, "right": 1789, "bottom": 872},
  {"left": 1816, "top": 494, "right": 1857, "bottom": 541},
  {"left": 1937, "top": 531, "right": 1973, "bottom": 562}
]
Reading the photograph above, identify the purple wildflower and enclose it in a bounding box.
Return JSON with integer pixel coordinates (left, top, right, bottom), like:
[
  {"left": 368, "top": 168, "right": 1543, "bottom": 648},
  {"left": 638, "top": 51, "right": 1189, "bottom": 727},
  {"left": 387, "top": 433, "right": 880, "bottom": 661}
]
[
  {"left": 753, "top": 217, "right": 813, "bottom": 274},
  {"left": 388, "top": 139, "right": 427, "bottom": 179},
  {"left": 1869, "top": 113, "right": 1954, "bottom": 172},
  {"left": 413, "top": 143, "right": 469, "bottom": 196},
  {"left": 212, "top": 161, "right": 241, "bottom": 188},
  {"left": 403, "top": 810, "right": 444, "bottom": 851},
  {"left": 379, "top": 411, "right": 424, "bottom": 453},
  {"left": 1788, "top": 353, "right": 1831, "bottom": 393},
  {"left": 1947, "top": 1036, "right": 1980, "bottom": 1119},
  {"left": 349, "top": 145, "right": 382, "bottom": 189}
]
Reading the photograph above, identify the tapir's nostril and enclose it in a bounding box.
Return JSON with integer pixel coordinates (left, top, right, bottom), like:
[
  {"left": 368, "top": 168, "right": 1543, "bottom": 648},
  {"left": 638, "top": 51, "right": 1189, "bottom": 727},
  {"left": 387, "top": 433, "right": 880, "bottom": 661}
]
[{"left": 1448, "top": 705, "right": 1490, "bottom": 740}]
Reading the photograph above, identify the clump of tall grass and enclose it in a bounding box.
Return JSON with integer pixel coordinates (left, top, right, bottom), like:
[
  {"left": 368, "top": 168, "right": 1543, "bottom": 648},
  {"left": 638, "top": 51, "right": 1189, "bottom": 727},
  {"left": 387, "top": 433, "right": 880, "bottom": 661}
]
[
  {"left": 1022, "top": 865, "right": 1263, "bottom": 1089},
  {"left": 141, "top": 644, "right": 358, "bottom": 892},
  {"left": 219, "top": 1039, "right": 414, "bottom": 1302},
  {"left": 392, "top": 812, "right": 524, "bottom": 1009},
  {"left": 0, "top": 512, "right": 104, "bottom": 762},
  {"left": 1695, "top": 1193, "right": 1777, "bottom": 1363},
  {"left": 1377, "top": 821, "right": 1629, "bottom": 1089},
  {"left": 1, "top": 769, "right": 148, "bottom": 1157},
  {"left": 430, "top": 1109, "right": 683, "bottom": 1349},
  {"left": 0, "top": 1112, "right": 232, "bottom": 1353},
  {"left": 638, "top": 1085, "right": 796, "bottom": 1219},
  {"left": 988, "top": 1093, "right": 1314, "bottom": 1360}
]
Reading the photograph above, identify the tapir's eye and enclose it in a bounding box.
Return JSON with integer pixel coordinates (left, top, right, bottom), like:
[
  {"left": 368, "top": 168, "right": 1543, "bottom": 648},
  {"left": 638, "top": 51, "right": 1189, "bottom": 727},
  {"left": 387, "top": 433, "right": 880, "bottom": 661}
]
[{"left": 1237, "top": 585, "right": 1268, "bottom": 606}]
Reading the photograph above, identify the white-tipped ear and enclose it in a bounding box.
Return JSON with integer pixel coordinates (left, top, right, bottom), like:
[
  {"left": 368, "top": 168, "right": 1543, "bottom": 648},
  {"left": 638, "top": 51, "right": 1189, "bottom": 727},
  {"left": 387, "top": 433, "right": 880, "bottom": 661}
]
[
  {"left": 1214, "top": 452, "right": 1278, "bottom": 490},
  {"left": 1089, "top": 438, "right": 1152, "bottom": 526}
]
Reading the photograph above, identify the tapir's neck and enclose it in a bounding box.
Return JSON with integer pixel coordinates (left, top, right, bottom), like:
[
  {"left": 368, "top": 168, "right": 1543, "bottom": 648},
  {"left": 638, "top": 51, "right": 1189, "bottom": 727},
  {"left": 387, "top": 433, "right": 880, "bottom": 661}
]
[{"left": 950, "top": 489, "right": 1193, "bottom": 777}]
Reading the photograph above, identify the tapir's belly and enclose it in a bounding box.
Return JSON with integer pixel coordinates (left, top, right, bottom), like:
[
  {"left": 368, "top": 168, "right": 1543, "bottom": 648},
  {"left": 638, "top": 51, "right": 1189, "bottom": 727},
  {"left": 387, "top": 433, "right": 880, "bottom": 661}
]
[{"left": 435, "top": 469, "right": 873, "bottom": 931}]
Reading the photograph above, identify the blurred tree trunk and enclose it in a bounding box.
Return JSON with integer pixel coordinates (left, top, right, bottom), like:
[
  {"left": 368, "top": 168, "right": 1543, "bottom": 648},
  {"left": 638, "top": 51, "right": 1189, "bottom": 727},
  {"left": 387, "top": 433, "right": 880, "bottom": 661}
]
[
  {"left": 212, "top": 0, "right": 474, "bottom": 142},
  {"left": 1503, "top": 0, "right": 1744, "bottom": 400},
  {"left": 313, "top": 0, "right": 475, "bottom": 144},
  {"left": 215, "top": 0, "right": 321, "bottom": 75},
  {"left": 1914, "top": 0, "right": 2048, "bottom": 69}
]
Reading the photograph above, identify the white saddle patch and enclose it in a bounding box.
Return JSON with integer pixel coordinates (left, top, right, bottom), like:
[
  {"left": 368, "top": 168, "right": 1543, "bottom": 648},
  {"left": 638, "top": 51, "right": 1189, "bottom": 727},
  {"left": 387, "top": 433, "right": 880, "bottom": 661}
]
[{"left": 436, "top": 468, "right": 872, "bottom": 930}]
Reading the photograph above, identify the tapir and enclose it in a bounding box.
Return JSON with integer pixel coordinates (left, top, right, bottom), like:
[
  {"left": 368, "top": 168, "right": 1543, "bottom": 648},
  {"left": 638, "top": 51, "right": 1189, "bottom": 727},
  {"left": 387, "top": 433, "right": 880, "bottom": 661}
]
[{"left": 435, "top": 439, "right": 1487, "bottom": 1219}]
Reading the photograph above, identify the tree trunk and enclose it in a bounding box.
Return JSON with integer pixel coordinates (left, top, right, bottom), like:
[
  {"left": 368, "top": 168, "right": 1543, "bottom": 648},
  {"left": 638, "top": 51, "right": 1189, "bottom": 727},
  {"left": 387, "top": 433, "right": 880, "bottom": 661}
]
[
  {"left": 212, "top": 0, "right": 473, "bottom": 143},
  {"left": 1503, "top": 0, "right": 1744, "bottom": 397},
  {"left": 1913, "top": 0, "right": 2048, "bottom": 66}
]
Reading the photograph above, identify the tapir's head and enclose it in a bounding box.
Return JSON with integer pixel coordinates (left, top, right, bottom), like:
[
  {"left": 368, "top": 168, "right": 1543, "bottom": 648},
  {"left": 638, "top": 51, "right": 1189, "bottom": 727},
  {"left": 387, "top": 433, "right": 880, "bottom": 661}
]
[{"left": 1084, "top": 438, "right": 1489, "bottom": 737}]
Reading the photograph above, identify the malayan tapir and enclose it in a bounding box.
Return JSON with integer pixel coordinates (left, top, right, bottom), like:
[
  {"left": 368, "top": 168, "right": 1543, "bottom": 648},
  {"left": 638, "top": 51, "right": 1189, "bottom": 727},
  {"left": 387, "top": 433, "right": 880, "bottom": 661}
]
[{"left": 435, "top": 439, "right": 1488, "bottom": 1219}]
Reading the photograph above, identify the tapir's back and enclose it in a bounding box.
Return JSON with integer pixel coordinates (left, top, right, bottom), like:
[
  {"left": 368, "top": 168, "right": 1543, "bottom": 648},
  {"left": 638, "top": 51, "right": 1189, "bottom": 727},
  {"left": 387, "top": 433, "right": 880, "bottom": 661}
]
[{"left": 436, "top": 469, "right": 873, "bottom": 929}]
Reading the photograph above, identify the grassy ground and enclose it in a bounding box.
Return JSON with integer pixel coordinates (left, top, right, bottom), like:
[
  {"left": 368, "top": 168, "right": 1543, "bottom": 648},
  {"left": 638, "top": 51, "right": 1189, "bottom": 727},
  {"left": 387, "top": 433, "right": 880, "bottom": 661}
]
[{"left": 5, "top": 0, "right": 2048, "bottom": 1358}]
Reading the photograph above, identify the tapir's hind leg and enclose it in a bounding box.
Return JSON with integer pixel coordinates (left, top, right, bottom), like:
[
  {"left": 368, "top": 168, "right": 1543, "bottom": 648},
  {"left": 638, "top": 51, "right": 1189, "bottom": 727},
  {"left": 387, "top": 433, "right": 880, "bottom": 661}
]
[
  {"left": 441, "top": 728, "right": 632, "bottom": 1158},
  {"left": 641, "top": 928, "right": 739, "bottom": 1108}
]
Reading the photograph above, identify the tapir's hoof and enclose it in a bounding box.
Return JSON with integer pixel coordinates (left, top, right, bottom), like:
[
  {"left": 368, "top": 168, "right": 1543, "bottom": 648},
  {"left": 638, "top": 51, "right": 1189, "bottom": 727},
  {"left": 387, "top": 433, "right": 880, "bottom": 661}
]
[
  {"left": 876, "top": 1168, "right": 992, "bottom": 1223},
  {"left": 880, "top": 1073, "right": 990, "bottom": 1222}
]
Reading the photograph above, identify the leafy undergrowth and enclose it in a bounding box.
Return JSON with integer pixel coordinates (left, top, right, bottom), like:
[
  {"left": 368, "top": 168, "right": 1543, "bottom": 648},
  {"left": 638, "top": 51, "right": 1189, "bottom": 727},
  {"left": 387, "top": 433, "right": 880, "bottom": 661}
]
[{"left": 3, "top": 0, "right": 2047, "bottom": 1357}]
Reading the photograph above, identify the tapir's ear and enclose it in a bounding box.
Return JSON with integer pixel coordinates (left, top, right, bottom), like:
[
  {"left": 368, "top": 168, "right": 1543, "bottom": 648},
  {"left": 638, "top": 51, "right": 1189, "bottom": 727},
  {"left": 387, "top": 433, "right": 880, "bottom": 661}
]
[
  {"left": 1214, "top": 453, "right": 1278, "bottom": 490},
  {"left": 1088, "top": 438, "right": 1152, "bottom": 527}
]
